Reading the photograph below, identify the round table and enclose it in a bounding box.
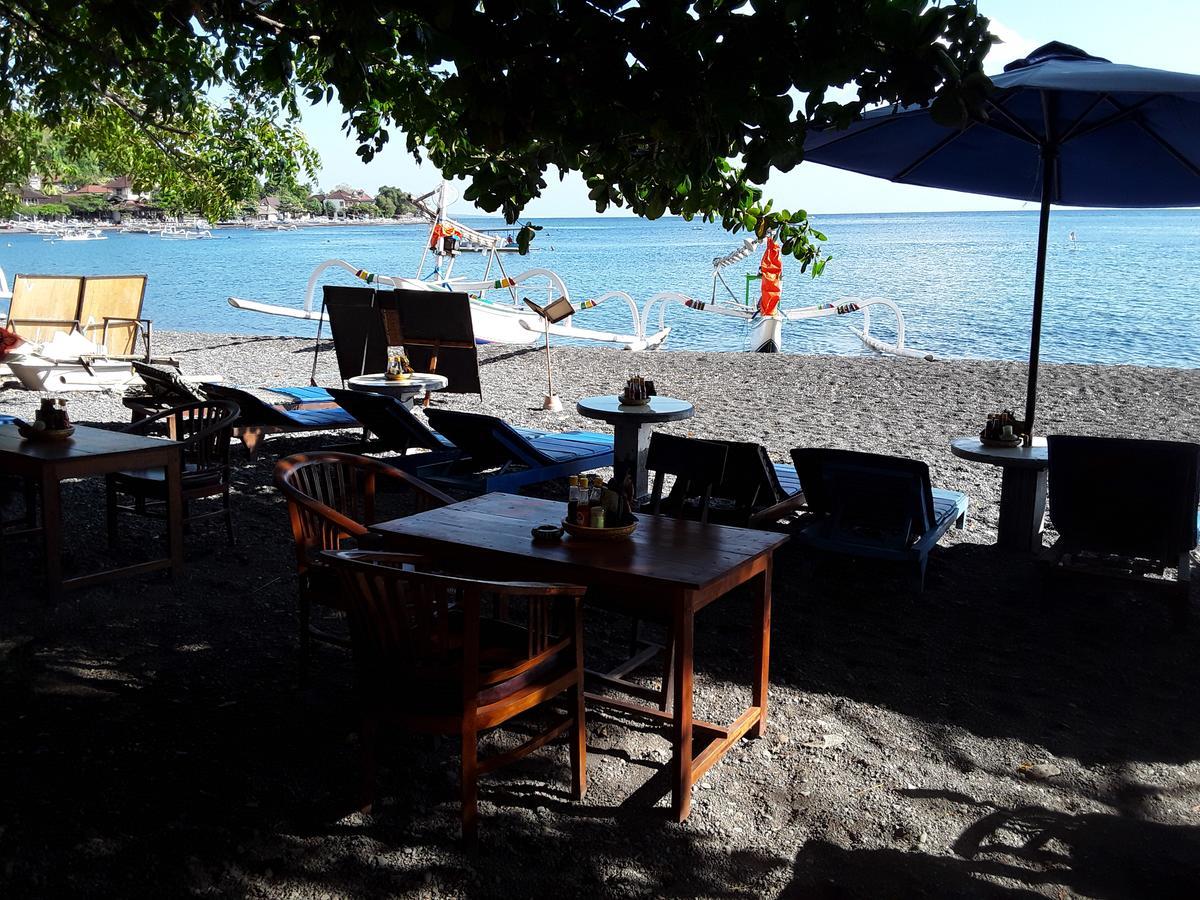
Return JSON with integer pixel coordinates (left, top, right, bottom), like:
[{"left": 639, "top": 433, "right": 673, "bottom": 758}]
[
  {"left": 347, "top": 372, "right": 448, "bottom": 407},
  {"left": 950, "top": 436, "right": 1049, "bottom": 552},
  {"left": 577, "top": 395, "right": 695, "bottom": 499}
]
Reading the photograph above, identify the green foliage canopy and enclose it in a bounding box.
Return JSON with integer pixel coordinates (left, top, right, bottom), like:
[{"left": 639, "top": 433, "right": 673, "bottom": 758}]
[{"left": 1, "top": 1, "right": 995, "bottom": 264}]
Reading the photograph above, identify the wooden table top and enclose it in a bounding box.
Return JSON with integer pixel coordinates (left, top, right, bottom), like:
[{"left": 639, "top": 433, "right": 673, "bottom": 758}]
[
  {"left": 371, "top": 493, "right": 787, "bottom": 592},
  {"left": 0, "top": 424, "right": 178, "bottom": 462},
  {"left": 950, "top": 436, "right": 1049, "bottom": 469}
]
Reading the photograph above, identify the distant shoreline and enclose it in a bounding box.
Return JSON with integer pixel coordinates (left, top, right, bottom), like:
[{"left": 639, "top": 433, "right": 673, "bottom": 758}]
[{"left": 0, "top": 216, "right": 428, "bottom": 235}]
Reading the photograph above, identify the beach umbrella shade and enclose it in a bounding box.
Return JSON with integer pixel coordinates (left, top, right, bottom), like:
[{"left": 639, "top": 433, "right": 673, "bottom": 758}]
[{"left": 802, "top": 42, "right": 1200, "bottom": 433}]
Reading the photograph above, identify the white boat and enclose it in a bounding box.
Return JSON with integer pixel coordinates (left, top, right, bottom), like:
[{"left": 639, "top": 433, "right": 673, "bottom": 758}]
[
  {"left": 161, "top": 225, "right": 213, "bottom": 240},
  {"left": 44, "top": 226, "right": 107, "bottom": 242},
  {"left": 642, "top": 236, "right": 933, "bottom": 359},
  {"left": 228, "top": 183, "right": 669, "bottom": 350},
  {"left": 2, "top": 329, "right": 137, "bottom": 392}
]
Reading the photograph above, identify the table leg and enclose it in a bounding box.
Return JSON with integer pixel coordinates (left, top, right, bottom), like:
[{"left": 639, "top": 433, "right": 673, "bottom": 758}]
[
  {"left": 165, "top": 451, "right": 184, "bottom": 578},
  {"left": 39, "top": 469, "right": 63, "bottom": 603},
  {"left": 671, "top": 596, "right": 695, "bottom": 822},
  {"left": 613, "top": 422, "right": 652, "bottom": 499},
  {"left": 997, "top": 467, "right": 1048, "bottom": 552},
  {"left": 749, "top": 557, "right": 772, "bottom": 739}
]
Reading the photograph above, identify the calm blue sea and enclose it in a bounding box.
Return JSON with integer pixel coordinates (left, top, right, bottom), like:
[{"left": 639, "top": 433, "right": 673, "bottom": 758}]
[{"left": 3, "top": 209, "right": 1199, "bottom": 367}]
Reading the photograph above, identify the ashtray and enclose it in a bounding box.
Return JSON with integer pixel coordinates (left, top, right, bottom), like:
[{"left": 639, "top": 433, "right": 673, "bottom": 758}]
[{"left": 531, "top": 524, "right": 564, "bottom": 543}]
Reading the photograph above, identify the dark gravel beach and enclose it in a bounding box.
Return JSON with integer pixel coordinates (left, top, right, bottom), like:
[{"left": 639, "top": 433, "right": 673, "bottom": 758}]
[{"left": 2, "top": 331, "right": 1199, "bottom": 899}]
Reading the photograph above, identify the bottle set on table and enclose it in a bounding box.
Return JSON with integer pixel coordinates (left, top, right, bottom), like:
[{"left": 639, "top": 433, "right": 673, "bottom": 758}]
[{"left": 566, "top": 472, "right": 636, "bottom": 530}]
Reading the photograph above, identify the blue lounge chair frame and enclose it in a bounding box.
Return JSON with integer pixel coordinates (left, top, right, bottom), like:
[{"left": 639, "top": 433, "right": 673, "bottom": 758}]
[
  {"left": 790, "top": 448, "right": 968, "bottom": 593},
  {"left": 1044, "top": 435, "right": 1198, "bottom": 620},
  {"left": 202, "top": 382, "right": 362, "bottom": 458}
]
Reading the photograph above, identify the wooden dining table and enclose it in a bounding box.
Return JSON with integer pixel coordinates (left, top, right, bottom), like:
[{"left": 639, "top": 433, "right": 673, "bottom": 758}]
[
  {"left": 0, "top": 423, "right": 183, "bottom": 601},
  {"left": 370, "top": 492, "right": 788, "bottom": 821}
]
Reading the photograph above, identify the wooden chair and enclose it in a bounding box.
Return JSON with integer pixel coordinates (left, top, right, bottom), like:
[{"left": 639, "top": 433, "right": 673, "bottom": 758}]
[
  {"left": 4, "top": 275, "right": 84, "bottom": 342},
  {"left": 106, "top": 400, "right": 241, "bottom": 546},
  {"left": 1043, "top": 435, "right": 1199, "bottom": 622},
  {"left": 593, "top": 434, "right": 728, "bottom": 712},
  {"left": 273, "top": 453, "right": 454, "bottom": 675},
  {"left": 325, "top": 549, "right": 588, "bottom": 841},
  {"left": 789, "top": 448, "right": 968, "bottom": 594},
  {"left": 77, "top": 274, "right": 151, "bottom": 359}
]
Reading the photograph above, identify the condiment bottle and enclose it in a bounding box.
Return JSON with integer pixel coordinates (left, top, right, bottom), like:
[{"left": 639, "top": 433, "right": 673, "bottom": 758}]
[{"left": 567, "top": 475, "right": 579, "bottom": 523}]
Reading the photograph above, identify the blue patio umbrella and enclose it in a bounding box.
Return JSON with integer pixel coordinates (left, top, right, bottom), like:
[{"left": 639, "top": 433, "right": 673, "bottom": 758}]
[{"left": 803, "top": 42, "right": 1200, "bottom": 433}]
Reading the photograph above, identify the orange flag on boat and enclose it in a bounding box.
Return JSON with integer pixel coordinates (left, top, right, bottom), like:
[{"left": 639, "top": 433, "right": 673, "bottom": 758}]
[{"left": 758, "top": 236, "right": 782, "bottom": 317}]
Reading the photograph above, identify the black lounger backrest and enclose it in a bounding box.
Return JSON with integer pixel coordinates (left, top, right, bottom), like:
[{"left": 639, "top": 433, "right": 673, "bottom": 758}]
[
  {"left": 201, "top": 382, "right": 290, "bottom": 428},
  {"left": 376, "top": 288, "right": 482, "bottom": 396},
  {"left": 132, "top": 361, "right": 203, "bottom": 403},
  {"left": 323, "top": 285, "right": 389, "bottom": 383},
  {"left": 328, "top": 389, "right": 445, "bottom": 454},
  {"left": 1048, "top": 435, "right": 1200, "bottom": 559},
  {"left": 424, "top": 407, "right": 544, "bottom": 468},
  {"left": 791, "top": 448, "right": 935, "bottom": 546}
]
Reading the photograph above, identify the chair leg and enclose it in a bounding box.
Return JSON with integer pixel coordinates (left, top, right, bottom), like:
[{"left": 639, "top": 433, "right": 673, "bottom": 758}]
[
  {"left": 460, "top": 726, "right": 479, "bottom": 843},
  {"left": 911, "top": 557, "right": 928, "bottom": 597},
  {"left": 298, "top": 594, "right": 312, "bottom": 683},
  {"left": 358, "top": 712, "right": 379, "bottom": 814},
  {"left": 223, "top": 489, "right": 236, "bottom": 545},
  {"left": 105, "top": 476, "right": 119, "bottom": 548},
  {"left": 569, "top": 683, "right": 587, "bottom": 801}
]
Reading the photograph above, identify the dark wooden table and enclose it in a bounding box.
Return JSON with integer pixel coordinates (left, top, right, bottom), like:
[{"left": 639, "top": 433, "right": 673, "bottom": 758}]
[
  {"left": 0, "top": 424, "right": 183, "bottom": 600},
  {"left": 951, "top": 436, "right": 1049, "bottom": 552},
  {"left": 371, "top": 492, "right": 788, "bottom": 821},
  {"left": 576, "top": 395, "right": 695, "bottom": 499}
]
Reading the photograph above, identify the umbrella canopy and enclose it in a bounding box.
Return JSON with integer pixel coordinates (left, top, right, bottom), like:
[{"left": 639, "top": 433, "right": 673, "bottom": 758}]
[{"left": 803, "top": 42, "right": 1200, "bottom": 432}]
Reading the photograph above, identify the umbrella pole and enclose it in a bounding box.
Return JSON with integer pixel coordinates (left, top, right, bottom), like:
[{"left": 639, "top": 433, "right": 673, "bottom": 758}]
[{"left": 1023, "top": 150, "right": 1055, "bottom": 438}]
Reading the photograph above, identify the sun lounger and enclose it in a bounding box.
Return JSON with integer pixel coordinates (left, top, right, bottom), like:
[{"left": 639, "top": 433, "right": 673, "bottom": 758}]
[
  {"left": 202, "top": 382, "right": 362, "bottom": 458},
  {"left": 330, "top": 390, "right": 611, "bottom": 492},
  {"left": 789, "top": 448, "right": 968, "bottom": 593},
  {"left": 1043, "top": 435, "right": 1199, "bottom": 621},
  {"left": 417, "top": 406, "right": 613, "bottom": 493}
]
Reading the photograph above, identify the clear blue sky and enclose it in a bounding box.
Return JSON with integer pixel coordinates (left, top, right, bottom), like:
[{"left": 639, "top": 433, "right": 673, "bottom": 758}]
[{"left": 300, "top": 0, "right": 1200, "bottom": 217}]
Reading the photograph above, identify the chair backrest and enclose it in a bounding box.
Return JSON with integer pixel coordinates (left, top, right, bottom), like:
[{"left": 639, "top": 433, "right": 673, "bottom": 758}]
[
  {"left": 274, "top": 452, "right": 451, "bottom": 575},
  {"left": 328, "top": 388, "right": 446, "bottom": 453},
  {"left": 325, "top": 550, "right": 585, "bottom": 698},
  {"left": 324, "top": 286, "right": 389, "bottom": 383},
  {"left": 164, "top": 400, "right": 239, "bottom": 470},
  {"left": 133, "top": 361, "right": 204, "bottom": 404},
  {"left": 424, "top": 407, "right": 544, "bottom": 468},
  {"left": 377, "top": 289, "right": 482, "bottom": 395},
  {"left": 646, "top": 433, "right": 729, "bottom": 523},
  {"left": 7, "top": 275, "right": 85, "bottom": 341},
  {"left": 790, "top": 448, "right": 935, "bottom": 549},
  {"left": 78, "top": 275, "right": 147, "bottom": 354},
  {"left": 1047, "top": 435, "right": 1200, "bottom": 559},
  {"left": 706, "top": 439, "right": 790, "bottom": 521}
]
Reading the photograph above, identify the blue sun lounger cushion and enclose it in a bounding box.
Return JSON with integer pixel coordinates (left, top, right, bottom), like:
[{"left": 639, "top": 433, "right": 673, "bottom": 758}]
[
  {"left": 422, "top": 407, "right": 613, "bottom": 494},
  {"left": 789, "top": 447, "right": 968, "bottom": 593},
  {"left": 266, "top": 386, "right": 334, "bottom": 404}
]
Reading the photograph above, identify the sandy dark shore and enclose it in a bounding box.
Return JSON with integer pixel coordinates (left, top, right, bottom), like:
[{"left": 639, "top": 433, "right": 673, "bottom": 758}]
[{"left": 1, "top": 332, "right": 1199, "bottom": 899}]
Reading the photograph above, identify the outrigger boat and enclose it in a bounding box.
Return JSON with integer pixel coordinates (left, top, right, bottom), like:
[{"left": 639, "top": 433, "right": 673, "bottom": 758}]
[
  {"left": 642, "top": 236, "right": 933, "bottom": 359},
  {"left": 229, "top": 183, "right": 669, "bottom": 351}
]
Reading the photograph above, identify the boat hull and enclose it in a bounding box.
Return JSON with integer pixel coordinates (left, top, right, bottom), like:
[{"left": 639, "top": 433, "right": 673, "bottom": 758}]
[{"left": 8, "top": 360, "right": 137, "bottom": 392}]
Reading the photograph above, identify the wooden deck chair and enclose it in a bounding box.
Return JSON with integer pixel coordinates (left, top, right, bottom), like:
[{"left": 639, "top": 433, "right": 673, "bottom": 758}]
[
  {"left": 78, "top": 274, "right": 150, "bottom": 358},
  {"left": 202, "top": 382, "right": 363, "bottom": 458},
  {"left": 789, "top": 448, "right": 968, "bottom": 594},
  {"left": 4, "top": 275, "right": 84, "bottom": 342},
  {"left": 421, "top": 407, "right": 612, "bottom": 494},
  {"left": 323, "top": 286, "right": 389, "bottom": 384},
  {"left": 1043, "top": 435, "right": 1199, "bottom": 622},
  {"left": 377, "top": 288, "right": 482, "bottom": 398}
]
